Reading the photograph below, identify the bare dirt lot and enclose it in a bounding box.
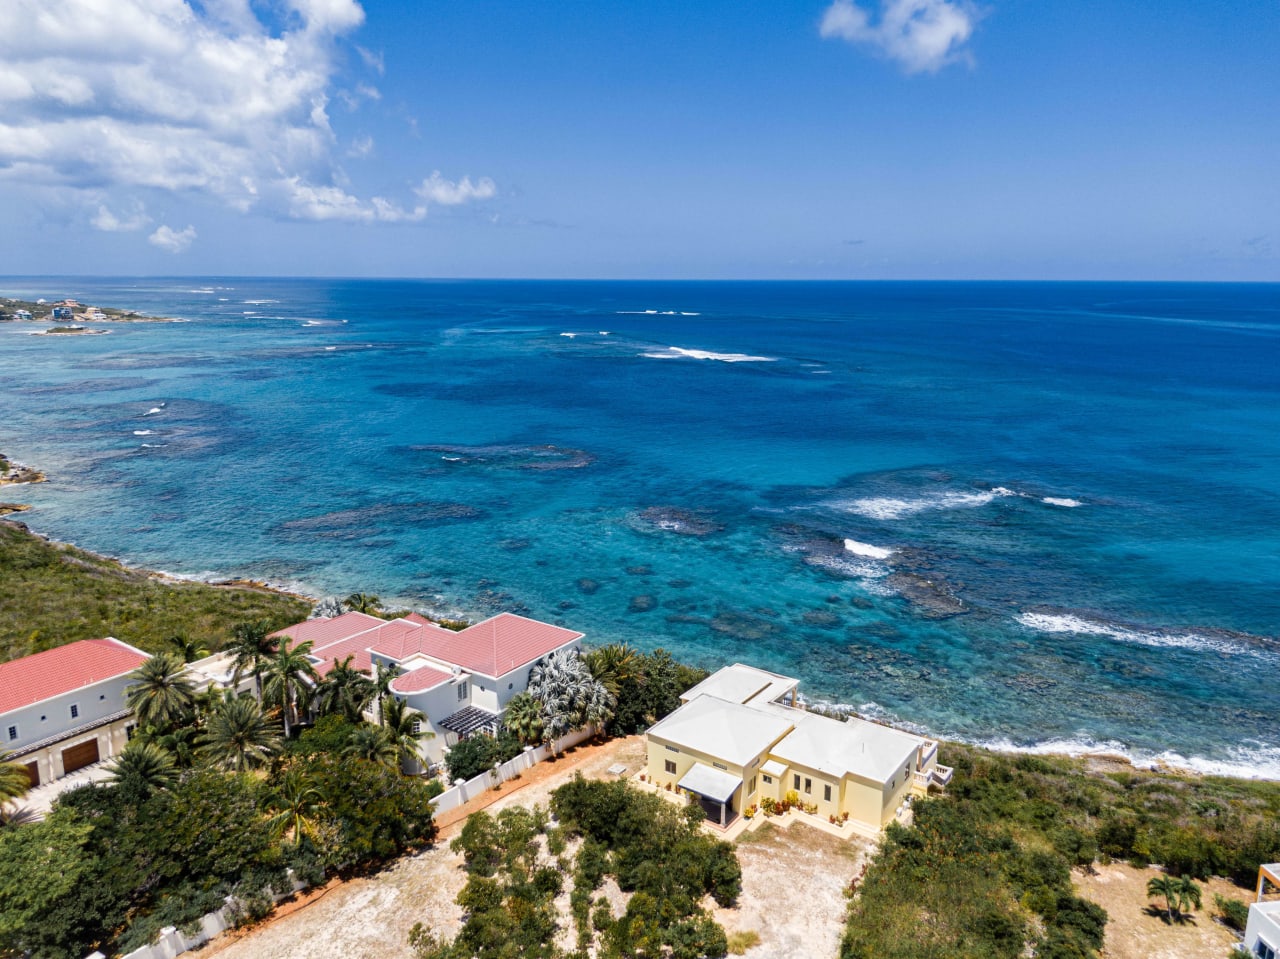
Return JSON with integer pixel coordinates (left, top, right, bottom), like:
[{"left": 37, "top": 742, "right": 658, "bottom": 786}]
[
  {"left": 189, "top": 734, "right": 872, "bottom": 959},
  {"left": 1074, "top": 862, "right": 1245, "bottom": 959}
]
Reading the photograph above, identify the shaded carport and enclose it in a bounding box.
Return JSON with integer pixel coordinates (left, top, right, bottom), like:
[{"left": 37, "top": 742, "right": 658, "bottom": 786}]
[{"left": 678, "top": 764, "right": 741, "bottom": 827}]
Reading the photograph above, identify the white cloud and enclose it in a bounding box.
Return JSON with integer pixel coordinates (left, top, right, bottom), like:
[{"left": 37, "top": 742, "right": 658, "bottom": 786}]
[
  {"left": 820, "top": 0, "right": 980, "bottom": 74},
  {"left": 356, "top": 45, "right": 385, "bottom": 75},
  {"left": 414, "top": 171, "right": 497, "bottom": 206},
  {"left": 347, "top": 135, "right": 374, "bottom": 158},
  {"left": 91, "top": 201, "right": 151, "bottom": 232},
  {"left": 149, "top": 223, "right": 197, "bottom": 252},
  {"left": 0, "top": 0, "right": 491, "bottom": 226}
]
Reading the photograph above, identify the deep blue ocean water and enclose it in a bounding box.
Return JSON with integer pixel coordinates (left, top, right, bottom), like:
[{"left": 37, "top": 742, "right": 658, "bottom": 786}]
[{"left": 2, "top": 278, "right": 1277, "bottom": 774}]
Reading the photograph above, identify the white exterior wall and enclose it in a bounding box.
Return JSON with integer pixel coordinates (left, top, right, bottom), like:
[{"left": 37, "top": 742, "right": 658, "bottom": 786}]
[
  {"left": 397, "top": 680, "right": 469, "bottom": 764},
  {"left": 1246, "top": 902, "right": 1280, "bottom": 957},
  {"left": 2, "top": 674, "right": 136, "bottom": 784}
]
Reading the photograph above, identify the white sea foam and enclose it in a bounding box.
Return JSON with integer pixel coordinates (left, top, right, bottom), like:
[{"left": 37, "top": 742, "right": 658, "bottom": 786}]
[
  {"left": 132, "top": 429, "right": 155, "bottom": 436},
  {"left": 1016, "top": 611, "right": 1263, "bottom": 658},
  {"left": 836, "top": 488, "right": 1012, "bottom": 520},
  {"left": 642, "top": 346, "right": 776, "bottom": 363},
  {"left": 977, "top": 735, "right": 1280, "bottom": 780},
  {"left": 324, "top": 346, "right": 337, "bottom": 351},
  {"left": 843, "top": 539, "right": 894, "bottom": 560},
  {"left": 1043, "top": 496, "right": 1083, "bottom": 507},
  {"left": 189, "top": 288, "right": 215, "bottom": 294},
  {"left": 680, "top": 312, "right": 700, "bottom": 316},
  {"left": 244, "top": 299, "right": 278, "bottom": 305},
  {"left": 598, "top": 331, "right": 610, "bottom": 336},
  {"left": 442, "top": 456, "right": 462, "bottom": 462},
  {"left": 139, "top": 443, "right": 166, "bottom": 449},
  {"left": 804, "top": 553, "right": 890, "bottom": 578},
  {"left": 560, "top": 332, "right": 578, "bottom": 338},
  {"left": 142, "top": 407, "right": 163, "bottom": 416}
]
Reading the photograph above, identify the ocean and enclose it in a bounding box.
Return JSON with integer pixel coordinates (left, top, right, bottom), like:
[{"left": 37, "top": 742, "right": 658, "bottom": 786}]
[{"left": 2, "top": 278, "right": 1277, "bottom": 775}]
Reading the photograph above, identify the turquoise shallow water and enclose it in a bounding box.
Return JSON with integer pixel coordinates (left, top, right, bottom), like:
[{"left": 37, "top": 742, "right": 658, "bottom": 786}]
[{"left": 2, "top": 278, "right": 1278, "bottom": 774}]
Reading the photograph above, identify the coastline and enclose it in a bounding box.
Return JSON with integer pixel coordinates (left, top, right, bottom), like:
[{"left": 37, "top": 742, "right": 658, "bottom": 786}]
[{"left": 4, "top": 509, "right": 1275, "bottom": 782}]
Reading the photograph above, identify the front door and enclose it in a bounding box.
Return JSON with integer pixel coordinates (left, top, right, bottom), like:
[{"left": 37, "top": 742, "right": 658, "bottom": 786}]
[{"left": 23, "top": 761, "right": 39, "bottom": 787}]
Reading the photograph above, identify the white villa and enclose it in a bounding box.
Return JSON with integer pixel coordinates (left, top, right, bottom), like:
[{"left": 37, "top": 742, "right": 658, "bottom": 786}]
[
  {"left": 0, "top": 638, "right": 150, "bottom": 788},
  {"left": 645, "top": 662, "right": 951, "bottom": 830},
  {"left": 1246, "top": 863, "right": 1280, "bottom": 959},
  {"left": 269, "top": 610, "right": 584, "bottom": 764}
]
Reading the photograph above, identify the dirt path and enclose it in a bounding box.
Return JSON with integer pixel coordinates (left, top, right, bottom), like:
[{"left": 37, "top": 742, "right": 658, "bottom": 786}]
[{"left": 1074, "top": 863, "right": 1245, "bottom": 959}]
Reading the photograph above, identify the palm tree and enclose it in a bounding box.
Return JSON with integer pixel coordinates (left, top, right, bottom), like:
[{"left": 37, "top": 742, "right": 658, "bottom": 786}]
[
  {"left": 0, "top": 749, "right": 32, "bottom": 805},
  {"left": 382, "top": 696, "right": 433, "bottom": 771},
  {"left": 263, "top": 640, "right": 319, "bottom": 739},
  {"left": 582, "top": 643, "right": 642, "bottom": 700},
  {"left": 343, "top": 724, "right": 399, "bottom": 768},
  {"left": 1147, "top": 874, "right": 1202, "bottom": 922},
  {"left": 309, "top": 596, "right": 347, "bottom": 619},
  {"left": 107, "top": 741, "right": 178, "bottom": 794},
  {"left": 126, "top": 652, "right": 197, "bottom": 731},
  {"left": 228, "top": 620, "right": 278, "bottom": 702},
  {"left": 314, "top": 656, "right": 376, "bottom": 723},
  {"left": 528, "top": 649, "right": 615, "bottom": 752},
  {"left": 372, "top": 663, "right": 397, "bottom": 727},
  {"left": 166, "top": 633, "right": 209, "bottom": 663},
  {"left": 502, "top": 692, "right": 544, "bottom": 747},
  {"left": 200, "top": 692, "right": 281, "bottom": 772},
  {"left": 266, "top": 768, "right": 325, "bottom": 846},
  {"left": 344, "top": 592, "right": 381, "bottom": 615}
]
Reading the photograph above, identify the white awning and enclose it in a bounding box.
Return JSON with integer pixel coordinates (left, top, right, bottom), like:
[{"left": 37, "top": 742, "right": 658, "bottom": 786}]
[
  {"left": 761, "top": 759, "right": 787, "bottom": 777},
  {"left": 678, "top": 764, "right": 742, "bottom": 804}
]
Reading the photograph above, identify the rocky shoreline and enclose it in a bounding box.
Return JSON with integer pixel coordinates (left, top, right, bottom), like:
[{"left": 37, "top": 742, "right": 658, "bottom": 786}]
[
  {"left": 0, "top": 452, "right": 45, "bottom": 486},
  {"left": 1, "top": 294, "right": 179, "bottom": 324}
]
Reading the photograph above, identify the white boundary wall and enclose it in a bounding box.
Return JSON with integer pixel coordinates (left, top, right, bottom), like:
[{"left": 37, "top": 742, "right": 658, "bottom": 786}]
[
  {"left": 90, "top": 725, "right": 598, "bottom": 959},
  {"left": 430, "top": 725, "right": 597, "bottom": 814}
]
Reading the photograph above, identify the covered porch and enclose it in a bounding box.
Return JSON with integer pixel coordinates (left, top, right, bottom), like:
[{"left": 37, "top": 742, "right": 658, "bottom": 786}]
[{"left": 678, "top": 763, "right": 741, "bottom": 828}]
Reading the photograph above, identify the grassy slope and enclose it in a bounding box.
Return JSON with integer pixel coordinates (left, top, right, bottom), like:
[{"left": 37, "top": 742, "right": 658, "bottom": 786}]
[{"left": 0, "top": 520, "right": 310, "bottom": 662}]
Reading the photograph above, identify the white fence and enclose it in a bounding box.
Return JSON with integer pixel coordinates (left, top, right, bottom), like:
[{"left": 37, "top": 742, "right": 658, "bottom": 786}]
[
  {"left": 430, "top": 725, "right": 597, "bottom": 814},
  {"left": 88, "top": 724, "right": 598, "bottom": 959}
]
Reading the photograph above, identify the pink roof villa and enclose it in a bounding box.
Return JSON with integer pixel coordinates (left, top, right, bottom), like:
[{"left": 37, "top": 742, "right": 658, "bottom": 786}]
[{"left": 271, "top": 611, "right": 583, "bottom": 763}]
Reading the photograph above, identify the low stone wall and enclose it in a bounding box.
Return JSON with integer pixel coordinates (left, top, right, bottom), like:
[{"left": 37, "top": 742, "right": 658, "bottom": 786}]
[{"left": 430, "top": 725, "right": 597, "bottom": 814}]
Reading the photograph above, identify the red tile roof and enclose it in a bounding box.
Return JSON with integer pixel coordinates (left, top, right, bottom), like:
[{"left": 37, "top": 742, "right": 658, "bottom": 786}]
[
  {"left": 272, "top": 611, "right": 583, "bottom": 681},
  {"left": 0, "top": 638, "right": 150, "bottom": 714},
  {"left": 390, "top": 664, "right": 453, "bottom": 694},
  {"left": 427, "top": 613, "right": 584, "bottom": 677}
]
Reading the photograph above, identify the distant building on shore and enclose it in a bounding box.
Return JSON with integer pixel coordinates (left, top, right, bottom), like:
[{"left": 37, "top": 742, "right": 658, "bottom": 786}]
[
  {"left": 0, "top": 638, "right": 149, "bottom": 788},
  {"left": 1246, "top": 863, "right": 1280, "bottom": 958}
]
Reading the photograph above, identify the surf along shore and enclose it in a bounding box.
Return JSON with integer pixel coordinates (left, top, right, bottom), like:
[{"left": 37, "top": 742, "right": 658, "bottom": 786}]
[{"left": 0, "top": 468, "right": 1274, "bottom": 784}]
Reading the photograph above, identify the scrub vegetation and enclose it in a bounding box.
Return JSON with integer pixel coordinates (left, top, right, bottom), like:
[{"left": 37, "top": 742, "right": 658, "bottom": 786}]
[
  {"left": 841, "top": 745, "right": 1280, "bottom": 958},
  {"left": 0, "top": 521, "right": 309, "bottom": 662}
]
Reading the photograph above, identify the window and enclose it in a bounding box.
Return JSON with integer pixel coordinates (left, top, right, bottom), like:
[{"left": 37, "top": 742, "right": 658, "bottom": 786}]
[
  {"left": 126, "top": 724, "right": 136, "bottom": 740},
  {"left": 70, "top": 704, "right": 79, "bottom": 719},
  {"left": 457, "top": 681, "right": 467, "bottom": 700},
  {"left": 1258, "top": 941, "right": 1277, "bottom": 959},
  {"left": 99, "top": 694, "right": 106, "bottom": 701},
  {"left": 763, "top": 774, "right": 773, "bottom": 785},
  {"left": 748, "top": 776, "right": 757, "bottom": 795},
  {"left": 40, "top": 715, "right": 46, "bottom": 722},
  {"left": 6, "top": 725, "right": 16, "bottom": 741},
  {"left": 665, "top": 760, "right": 677, "bottom": 775},
  {"left": 804, "top": 777, "right": 812, "bottom": 794},
  {"left": 411, "top": 719, "right": 423, "bottom": 734},
  {"left": 793, "top": 774, "right": 800, "bottom": 790},
  {"left": 508, "top": 683, "right": 513, "bottom": 690},
  {"left": 824, "top": 784, "right": 832, "bottom": 802}
]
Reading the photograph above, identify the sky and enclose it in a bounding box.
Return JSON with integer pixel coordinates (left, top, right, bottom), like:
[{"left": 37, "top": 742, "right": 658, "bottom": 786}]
[{"left": 0, "top": 0, "right": 1276, "bottom": 280}]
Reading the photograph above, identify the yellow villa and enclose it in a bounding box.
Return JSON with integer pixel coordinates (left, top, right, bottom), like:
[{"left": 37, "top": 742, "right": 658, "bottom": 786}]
[{"left": 644, "top": 663, "right": 951, "bottom": 830}]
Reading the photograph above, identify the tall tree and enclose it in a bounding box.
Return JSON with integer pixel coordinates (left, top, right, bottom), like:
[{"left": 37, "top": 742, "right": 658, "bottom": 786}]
[
  {"left": 106, "top": 741, "right": 178, "bottom": 796},
  {"left": 582, "top": 643, "right": 642, "bottom": 700},
  {"left": 266, "top": 768, "right": 325, "bottom": 847},
  {"left": 200, "top": 692, "right": 281, "bottom": 772},
  {"left": 263, "top": 640, "right": 320, "bottom": 739},
  {"left": 344, "top": 725, "right": 399, "bottom": 768},
  {"left": 314, "top": 655, "right": 376, "bottom": 723},
  {"left": 527, "top": 649, "right": 615, "bottom": 751},
  {"left": 1147, "top": 874, "right": 1201, "bottom": 922},
  {"left": 125, "top": 652, "right": 197, "bottom": 731},
  {"left": 501, "top": 692, "right": 544, "bottom": 747},
  {"left": 383, "top": 696, "right": 432, "bottom": 772},
  {"left": 372, "top": 663, "right": 397, "bottom": 727},
  {"left": 165, "top": 633, "right": 209, "bottom": 663},
  {"left": 227, "top": 620, "right": 278, "bottom": 702},
  {"left": 0, "top": 750, "right": 31, "bottom": 806},
  {"left": 344, "top": 592, "right": 381, "bottom": 615}
]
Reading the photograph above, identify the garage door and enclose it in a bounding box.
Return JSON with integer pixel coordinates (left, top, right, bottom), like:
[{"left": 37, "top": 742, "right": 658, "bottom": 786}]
[
  {"left": 24, "top": 761, "right": 39, "bottom": 788},
  {"left": 61, "top": 739, "right": 99, "bottom": 774}
]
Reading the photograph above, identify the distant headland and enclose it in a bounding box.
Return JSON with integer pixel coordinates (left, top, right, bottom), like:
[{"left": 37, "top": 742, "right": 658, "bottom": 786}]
[{"left": 0, "top": 295, "right": 180, "bottom": 333}]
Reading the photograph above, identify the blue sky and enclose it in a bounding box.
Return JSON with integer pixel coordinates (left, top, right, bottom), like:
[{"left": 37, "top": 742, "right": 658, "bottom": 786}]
[{"left": 0, "top": 0, "right": 1276, "bottom": 279}]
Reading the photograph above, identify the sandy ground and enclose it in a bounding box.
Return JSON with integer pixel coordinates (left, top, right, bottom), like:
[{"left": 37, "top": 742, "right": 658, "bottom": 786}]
[
  {"left": 188, "top": 734, "right": 871, "bottom": 959},
  {"left": 1074, "top": 863, "right": 1245, "bottom": 959},
  {"left": 714, "top": 820, "right": 872, "bottom": 959}
]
